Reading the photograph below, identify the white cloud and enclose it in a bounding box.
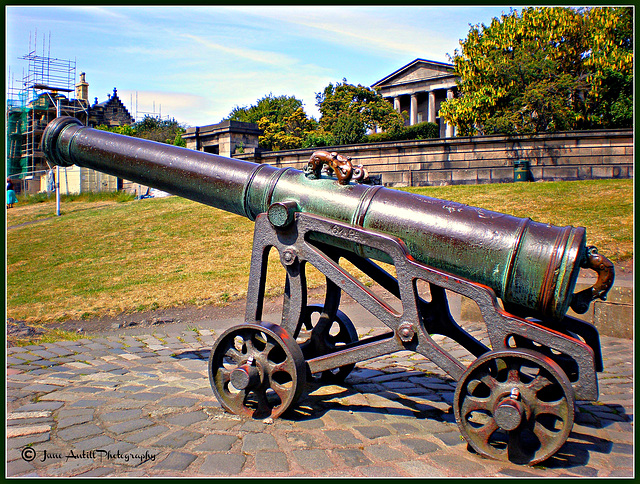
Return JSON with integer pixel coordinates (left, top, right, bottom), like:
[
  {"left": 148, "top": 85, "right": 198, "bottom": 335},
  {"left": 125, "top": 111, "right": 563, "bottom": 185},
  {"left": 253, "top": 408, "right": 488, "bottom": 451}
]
[
  {"left": 179, "top": 34, "right": 296, "bottom": 67},
  {"left": 117, "top": 90, "right": 211, "bottom": 126},
  {"left": 6, "top": 5, "right": 511, "bottom": 127},
  {"left": 217, "top": 6, "right": 472, "bottom": 62}
]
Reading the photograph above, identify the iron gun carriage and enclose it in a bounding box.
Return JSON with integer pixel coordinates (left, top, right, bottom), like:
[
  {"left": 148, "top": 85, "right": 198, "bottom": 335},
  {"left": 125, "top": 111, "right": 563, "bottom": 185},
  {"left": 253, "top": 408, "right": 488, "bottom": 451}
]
[{"left": 43, "top": 116, "right": 614, "bottom": 465}]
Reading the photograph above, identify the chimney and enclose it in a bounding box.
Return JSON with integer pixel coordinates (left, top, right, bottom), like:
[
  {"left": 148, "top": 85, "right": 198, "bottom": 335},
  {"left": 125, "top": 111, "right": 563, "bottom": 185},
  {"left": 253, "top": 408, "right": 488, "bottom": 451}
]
[{"left": 75, "top": 72, "right": 89, "bottom": 103}]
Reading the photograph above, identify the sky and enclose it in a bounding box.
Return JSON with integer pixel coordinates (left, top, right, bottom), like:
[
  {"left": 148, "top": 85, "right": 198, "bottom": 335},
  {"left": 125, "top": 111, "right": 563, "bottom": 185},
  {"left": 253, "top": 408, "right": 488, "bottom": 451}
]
[{"left": 5, "top": 5, "right": 514, "bottom": 127}]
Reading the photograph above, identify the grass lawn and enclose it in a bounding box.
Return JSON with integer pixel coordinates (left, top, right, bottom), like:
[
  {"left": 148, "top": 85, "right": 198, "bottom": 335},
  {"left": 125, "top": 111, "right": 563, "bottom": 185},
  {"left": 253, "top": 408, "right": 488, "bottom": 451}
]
[{"left": 6, "top": 178, "right": 633, "bottom": 325}]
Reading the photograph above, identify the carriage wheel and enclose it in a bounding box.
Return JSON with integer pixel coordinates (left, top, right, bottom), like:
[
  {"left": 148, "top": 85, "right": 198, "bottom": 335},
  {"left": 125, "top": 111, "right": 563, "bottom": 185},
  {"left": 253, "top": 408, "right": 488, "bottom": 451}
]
[
  {"left": 296, "top": 304, "right": 359, "bottom": 383},
  {"left": 453, "top": 348, "right": 575, "bottom": 465},
  {"left": 209, "top": 322, "right": 305, "bottom": 419}
]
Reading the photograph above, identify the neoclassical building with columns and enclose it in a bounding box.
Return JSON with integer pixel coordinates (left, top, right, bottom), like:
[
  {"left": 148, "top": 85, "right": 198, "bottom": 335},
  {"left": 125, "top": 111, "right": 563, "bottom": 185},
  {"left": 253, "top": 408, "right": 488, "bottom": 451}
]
[{"left": 372, "top": 58, "right": 458, "bottom": 138}]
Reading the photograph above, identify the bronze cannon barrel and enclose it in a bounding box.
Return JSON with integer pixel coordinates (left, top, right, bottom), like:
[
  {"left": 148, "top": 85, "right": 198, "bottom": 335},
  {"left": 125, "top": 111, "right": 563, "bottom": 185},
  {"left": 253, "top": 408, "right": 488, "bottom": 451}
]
[{"left": 42, "top": 116, "right": 613, "bottom": 321}]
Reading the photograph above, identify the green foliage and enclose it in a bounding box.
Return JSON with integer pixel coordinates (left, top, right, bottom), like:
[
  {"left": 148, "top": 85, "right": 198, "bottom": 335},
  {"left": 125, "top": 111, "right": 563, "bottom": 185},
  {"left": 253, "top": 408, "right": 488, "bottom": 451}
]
[
  {"left": 441, "top": 7, "right": 633, "bottom": 135},
  {"left": 363, "top": 132, "right": 393, "bottom": 143},
  {"left": 402, "top": 122, "right": 440, "bottom": 140},
  {"left": 229, "top": 94, "right": 315, "bottom": 150},
  {"left": 363, "top": 122, "right": 439, "bottom": 143},
  {"left": 96, "top": 115, "right": 186, "bottom": 146},
  {"left": 96, "top": 124, "right": 136, "bottom": 136},
  {"left": 314, "top": 80, "right": 404, "bottom": 145},
  {"left": 257, "top": 107, "right": 318, "bottom": 151},
  {"left": 301, "top": 129, "right": 337, "bottom": 148},
  {"left": 228, "top": 94, "right": 305, "bottom": 125},
  {"left": 227, "top": 82, "right": 433, "bottom": 149},
  {"left": 133, "top": 116, "right": 187, "bottom": 145},
  {"left": 173, "top": 131, "right": 187, "bottom": 147},
  {"left": 332, "top": 111, "right": 367, "bottom": 145}
]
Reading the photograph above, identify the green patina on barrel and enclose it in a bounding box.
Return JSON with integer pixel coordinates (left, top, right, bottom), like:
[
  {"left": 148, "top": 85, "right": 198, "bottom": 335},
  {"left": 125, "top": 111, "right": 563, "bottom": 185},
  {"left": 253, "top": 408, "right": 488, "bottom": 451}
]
[{"left": 43, "top": 117, "right": 595, "bottom": 321}]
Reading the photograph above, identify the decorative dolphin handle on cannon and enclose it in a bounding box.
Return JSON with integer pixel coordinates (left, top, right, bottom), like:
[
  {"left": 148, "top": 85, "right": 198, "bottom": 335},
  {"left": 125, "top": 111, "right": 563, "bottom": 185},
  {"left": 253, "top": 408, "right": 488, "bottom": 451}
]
[{"left": 43, "top": 117, "right": 614, "bottom": 465}]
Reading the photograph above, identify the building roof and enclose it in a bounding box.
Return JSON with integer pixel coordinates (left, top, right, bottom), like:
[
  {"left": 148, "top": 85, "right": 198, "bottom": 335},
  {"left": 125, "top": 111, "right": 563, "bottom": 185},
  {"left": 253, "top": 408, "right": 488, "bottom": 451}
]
[{"left": 372, "top": 58, "right": 455, "bottom": 89}]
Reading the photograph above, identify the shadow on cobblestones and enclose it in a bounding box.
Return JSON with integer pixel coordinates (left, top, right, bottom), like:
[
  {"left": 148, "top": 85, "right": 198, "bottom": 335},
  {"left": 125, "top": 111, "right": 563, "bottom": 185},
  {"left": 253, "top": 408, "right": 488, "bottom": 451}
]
[
  {"left": 172, "top": 350, "right": 211, "bottom": 360},
  {"left": 283, "top": 382, "right": 451, "bottom": 423},
  {"left": 541, "top": 431, "right": 613, "bottom": 470}
]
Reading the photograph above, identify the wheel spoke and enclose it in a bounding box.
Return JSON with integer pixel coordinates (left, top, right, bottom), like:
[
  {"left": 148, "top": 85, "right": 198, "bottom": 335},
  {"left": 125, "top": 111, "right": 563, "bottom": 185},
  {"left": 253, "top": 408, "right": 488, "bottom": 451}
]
[
  {"left": 478, "top": 371, "right": 499, "bottom": 391},
  {"left": 532, "top": 419, "right": 564, "bottom": 443},
  {"left": 271, "top": 379, "right": 293, "bottom": 402},
  {"left": 300, "top": 305, "right": 358, "bottom": 384},
  {"left": 225, "top": 347, "right": 244, "bottom": 364},
  {"left": 270, "top": 361, "right": 293, "bottom": 374},
  {"left": 218, "top": 368, "right": 231, "bottom": 385},
  {"left": 470, "top": 417, "right": 500, "bottom": 445},
  {"left": 209, "top": 322, "right": 305, "bottom": 420},
  {"left": 454, "top": 350, "right": 574, "bottom": 465},
  {"left": 531, "top": 398, "right": 570, "bottom": 419},
  {"left": 227, "top": 388, "right": 247, "bottom": 405},
  {"left": 528, "top": 374, "right": 553, "bottom": 393},
  {"left": 243, "top": 337, "right": 255, "bottom": 355},
  {"left": 461, "top": 395, "right": 491, "bottom": 415},
  {"left": 325, "top": 333, "right": 338, "bottom": 347},
  {"left": 507, "top": 427, "right": 534, "bottom": 464},
  {"left": 262, "top": 340, "right": 276, "bottom": 356},
  {"left": 507, "top": 366, "right": 521, "bottom": 384}
]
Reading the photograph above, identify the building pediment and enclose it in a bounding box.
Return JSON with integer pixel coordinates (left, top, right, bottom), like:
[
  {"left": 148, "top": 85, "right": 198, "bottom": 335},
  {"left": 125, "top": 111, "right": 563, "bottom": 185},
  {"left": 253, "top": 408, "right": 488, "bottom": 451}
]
[{"left": 372, "top": 59, "right": 455, "bottom": 88}]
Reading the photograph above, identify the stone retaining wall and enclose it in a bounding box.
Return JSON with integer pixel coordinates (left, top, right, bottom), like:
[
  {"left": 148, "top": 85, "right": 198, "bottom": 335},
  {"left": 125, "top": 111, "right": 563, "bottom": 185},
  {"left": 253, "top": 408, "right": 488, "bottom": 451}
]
[
  {"left": 457, "top": 279, "right": 633, "bottom": 340},
  {"left": 237, "top": 129, "right": 633, "bottom": 187}
]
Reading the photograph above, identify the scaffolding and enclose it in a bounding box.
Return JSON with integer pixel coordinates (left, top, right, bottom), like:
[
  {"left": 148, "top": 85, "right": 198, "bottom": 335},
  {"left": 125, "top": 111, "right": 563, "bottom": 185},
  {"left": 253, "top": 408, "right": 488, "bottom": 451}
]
[{"left": 6, "top": 31, "right": 88, "bottom": 184}]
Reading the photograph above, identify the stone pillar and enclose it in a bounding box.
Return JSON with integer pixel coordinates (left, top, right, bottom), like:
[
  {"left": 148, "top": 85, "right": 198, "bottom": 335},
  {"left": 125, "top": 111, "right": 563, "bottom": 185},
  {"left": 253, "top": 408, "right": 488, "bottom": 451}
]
[
  {"left": 410, "top": 94, "right": 418, "bottom": 126},
  {"left": 445, "top": 89, "right": 455, "bottom": 138},
  {"left": 428, "top": 91, "right": 436, "bottom": 123},
  {"left": 393, "top": 97, "right": 401, "bottom": 113}
]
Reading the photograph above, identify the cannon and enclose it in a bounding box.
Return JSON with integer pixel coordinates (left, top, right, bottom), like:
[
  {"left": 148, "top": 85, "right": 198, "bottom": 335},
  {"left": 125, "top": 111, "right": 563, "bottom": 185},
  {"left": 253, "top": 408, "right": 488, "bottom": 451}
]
[{"left": 43, "top": 116, "right": 613, "bottom": 465}]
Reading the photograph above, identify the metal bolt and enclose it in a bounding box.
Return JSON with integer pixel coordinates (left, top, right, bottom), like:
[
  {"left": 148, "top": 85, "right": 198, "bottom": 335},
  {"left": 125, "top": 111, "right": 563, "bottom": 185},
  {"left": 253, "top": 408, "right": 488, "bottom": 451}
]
[
  {"left": 397, "top": 322, "right": 415, "bottom": 342},
  {"left": 282, "top": 249, "right": 296, "bottom": 266}
]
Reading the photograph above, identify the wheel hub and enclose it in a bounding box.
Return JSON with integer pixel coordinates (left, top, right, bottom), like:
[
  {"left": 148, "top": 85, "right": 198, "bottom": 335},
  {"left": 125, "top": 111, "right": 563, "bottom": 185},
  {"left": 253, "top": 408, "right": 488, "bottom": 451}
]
[
  {"left": 209, "top": 322, "right": 306, "bottom": 419},
  {"left": 229, "top": 358, "right": 261, "bottom": 390},
  {"left": 453, "top": 348, "right": 575, "bottom": 465},
  {"left": 494, "top": 398, "right": 524, "bottom": 431}
]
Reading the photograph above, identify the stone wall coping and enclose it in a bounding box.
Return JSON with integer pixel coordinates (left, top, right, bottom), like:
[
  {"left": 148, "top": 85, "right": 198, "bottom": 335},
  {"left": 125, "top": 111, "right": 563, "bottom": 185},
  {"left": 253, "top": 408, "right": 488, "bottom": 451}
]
[
  {"left": 184, "top": 120, "right": 261, "bottom": 138},
  {"left": 240, "top": 129, "right": 632, "bottom": 161}
]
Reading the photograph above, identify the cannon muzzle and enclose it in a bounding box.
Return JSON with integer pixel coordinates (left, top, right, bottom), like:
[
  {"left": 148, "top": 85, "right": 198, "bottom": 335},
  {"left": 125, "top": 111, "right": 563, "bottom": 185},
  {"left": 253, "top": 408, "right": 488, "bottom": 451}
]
[{"left": 42, "top": 116, "right": 614, "bottom": 321}]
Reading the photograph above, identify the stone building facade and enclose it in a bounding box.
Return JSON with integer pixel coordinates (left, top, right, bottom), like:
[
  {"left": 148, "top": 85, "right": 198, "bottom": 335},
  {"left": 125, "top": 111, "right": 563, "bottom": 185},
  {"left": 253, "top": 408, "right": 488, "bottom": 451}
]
[
  {"left": 182, "top": 120, "right": 262, "bottom": 158},
  {"left": 372, "top": 58, "right": 458, "bottom": 138},
  {"left": 87, "top": 87, "right": 135, "bottom": 128},
  {"left": 6, "top": 72, "right": 134, "bottom": 194}
]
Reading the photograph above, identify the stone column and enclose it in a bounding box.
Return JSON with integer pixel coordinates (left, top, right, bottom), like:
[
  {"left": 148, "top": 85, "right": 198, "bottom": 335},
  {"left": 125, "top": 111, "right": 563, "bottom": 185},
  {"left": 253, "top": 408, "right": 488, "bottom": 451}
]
[
  {"left": 428, "top": 91, "right": 436, "bottom": 123},
  {"left": 393, "top": 97, "right": 401, "bottom": 113},
  {"left": 410, "top": 94, "right": 418, "bottom": 125},
  {"left": 445, "top": 89, "right": 455, "bottom": 138}
]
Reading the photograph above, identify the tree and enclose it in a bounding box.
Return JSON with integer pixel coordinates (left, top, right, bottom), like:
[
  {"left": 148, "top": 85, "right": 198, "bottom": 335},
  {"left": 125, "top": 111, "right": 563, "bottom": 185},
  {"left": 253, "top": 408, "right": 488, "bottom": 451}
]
[
  {"left": 258, "top": 107, "right": 317, "bottom": 151},
  {"left": 228, "top": 94, "right": 305, "bottom": 125},
  {"left": 134, "top": 116, "right": 186, "bottom": 146},
  {"left": 440, "top": 7, "right": 633, "bottom": 135},
  {"left": 228, "top": 94, "right": 316, "bottom": 150},
  {"left": 315, "top": 80, "right": 404, "bottom": 145},
  {"left": 96, "top": 116, "right": 186, "bottom": 146},
  {"left": 583, "top": 7, "right": 633, "bottom": 128}
]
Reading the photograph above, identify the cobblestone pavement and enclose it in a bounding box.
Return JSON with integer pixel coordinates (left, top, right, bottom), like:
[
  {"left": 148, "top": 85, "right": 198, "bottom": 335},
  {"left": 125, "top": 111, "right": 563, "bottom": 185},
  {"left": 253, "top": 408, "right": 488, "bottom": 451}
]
[{"left": 6, "top": 321, "right": 634, "bottom": 478}]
